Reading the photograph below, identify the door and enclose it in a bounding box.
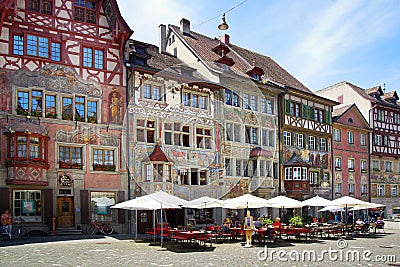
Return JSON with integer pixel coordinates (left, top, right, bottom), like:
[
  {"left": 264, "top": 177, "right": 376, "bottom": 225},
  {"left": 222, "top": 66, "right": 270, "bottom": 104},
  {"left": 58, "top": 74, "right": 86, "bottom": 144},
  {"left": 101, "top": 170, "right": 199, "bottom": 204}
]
[{"left": 57, "top": 197, "right": 74, "bottom": 228}]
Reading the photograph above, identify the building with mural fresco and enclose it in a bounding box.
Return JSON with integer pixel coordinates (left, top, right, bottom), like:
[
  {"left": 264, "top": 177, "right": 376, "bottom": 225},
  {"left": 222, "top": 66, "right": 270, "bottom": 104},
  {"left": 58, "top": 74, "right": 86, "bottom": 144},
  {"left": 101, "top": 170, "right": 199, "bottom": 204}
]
[
  {"left": 159, "top": 18, "right": 316, "bottom": 204},
  {"left": 331, "top": 104, "right": 370, "bottom": 201},
  {"left": 126, "top": 39, "right": 229, "bottom": 231},
  {"left": 281, "top": 84, "right": 337, "bottom": 200},
  {"left": 317, "top": 81, "right": 400, "bottom": 217},
  {"left": 0, "top": 0, "right": 132, "bottom": 233}
]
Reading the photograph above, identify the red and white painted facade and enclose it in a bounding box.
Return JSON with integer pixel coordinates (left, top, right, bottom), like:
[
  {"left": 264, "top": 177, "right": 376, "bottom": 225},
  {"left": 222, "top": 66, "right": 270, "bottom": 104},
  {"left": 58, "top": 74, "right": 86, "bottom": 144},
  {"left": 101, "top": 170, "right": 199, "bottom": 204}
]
[
  {"left": 0, "top": 0, "right": 132, "bottom": 233},
  {"left": 331, "top": 104, "right": 370, "bottom": 201}
]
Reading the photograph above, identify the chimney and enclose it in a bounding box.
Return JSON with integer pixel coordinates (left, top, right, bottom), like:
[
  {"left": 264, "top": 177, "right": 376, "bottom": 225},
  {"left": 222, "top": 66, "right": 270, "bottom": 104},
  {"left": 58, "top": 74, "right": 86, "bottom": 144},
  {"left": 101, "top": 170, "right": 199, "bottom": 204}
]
[
  {"left": 159, "top": 24, "right": 166, "bottom": 54},
  {"left": 180, "top": 18, "right": 190, "bottom": 35},
  {"left": 220, "top": 34, "right": 230, "bottom": 45}
]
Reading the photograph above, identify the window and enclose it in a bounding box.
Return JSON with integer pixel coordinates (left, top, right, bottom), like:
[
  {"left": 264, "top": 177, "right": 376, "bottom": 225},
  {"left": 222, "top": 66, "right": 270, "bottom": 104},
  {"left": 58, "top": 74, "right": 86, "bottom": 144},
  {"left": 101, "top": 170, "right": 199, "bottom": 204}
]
[
  {"left": 335, "top": 157, "right": 341, "bottom": 169},
  {"left": 261, "top": 99, "right": 273, "bottom": 114},
  {"left": 90, "top": 192, "right": 115, "bottom": 222},
  {"left": 360, "top": 160, "right": 367, "bottom": 172},
  {"left": 250, "top": 95, "right": 257, "bottom": 111},
  {"left": 259, "top": 160, "right": 266, "bottom": 176},
  {"left": 143, "top": 84, "right": 163, "bottom": 101},
  {"left": 27, "top": 34, "right": 48, "bottom": 58},
  {"left": 284, "top": 167, "right": 292, "bottom": 180},
  {"left": 183, "top": 91, "right": 207, "bottom": 109},
  {"left": 87, "top": 101, "right": 97, "bottom": 122},
  {"left": 93, "top": 149, "right": 115, "bottom": 171},
  {"left": 394, "top": 113, "right": 400, "bottom": 125},
  {"left": 309, "top": 172, "right": 318, "bottom": 184},
  {"left": 236, "top": 159, "right": 245, "bottom": 176},
  {"left": 314, "top": 108, "right": 324, "bottom": 122},
  {"left": 348, "top": 183, "right": 355, "bottom": 194},
  {"left": 392, "top": 185, "right": 398, "bottom": 197},
  {"left": 245, "top": 126, "right": 258, "bottom": 144},
  {"left": 225, "top": 89, "right": 240, "bottom": 107},
  {"left": 348, "top": 131, "right": 354, "bottom": 144},
  {"left": 378, "top": 185, "right": 384, "bottom": 197},
  {"left": 377, "top": 109, "right": 384, "bottom": 122},
  {"left": 360, "top": 134, "right": 366, "bottom": 146},
  {"left": 374, "top": 134, "right": 382, "bottom": 146},
  {"left": 348, "top": 158, "right": 355, "bottom": 171},
  {"left": 59, "top": 146, "right": 82, "bottom": 167},
  {"left": 335, "top": 183, "right": 342, "bottom": 195},
  {"left": 361, "top": 184, "right": 367, "bottom": 195},
  {"left": 385, "top": 161, "right": 393, "bottom": 172},
  {"left": 137, "top": 119, "right": 155, "bottom": 143},
  {"left": 164, "top": 122, "right": 190, "bottom": 147},
  {"left": 333, "top": 129, "right": 341, "bottom": 141},
  {"left": 196, "top": 127, "right": 212, "bottom": 149},
  {"left": 290, "top": 102, "right": 301, "bottom": 117},
  {"left": 243, "top": 93, "right": 250, "bottom": 110},
  {"left": 62, "top": 97, "right": 73, "bottom": 120},
  {"left": 225, "top": 158, "right": 232, "bottom": 176},
  {"left": 296, "top": 133, "right": 304, "bottom": 148},
  {"left": 13, "top": 190, "right": 41, "bottom": 222},
  {"left": 83, "top": 47, "right": 103, "bottom": 69},
  {"left": 309, "top": 136, "right": 315, "bottom": 150},
  {"left": 74, "top": 0, "right": 97, "bottom": 24},
  {"left": 262, "top": 129, "right": 274, "bottom": 147},
  {"left": 319, "top": 138, "right": 326, "bottom": 151},
  {"left": 372, "top": 160, "right": 380, "bottom": 171},
  {"left": 144, "top": 164, "right": 151, "bottom": 181},
  {"left": 13, "top": 35, "right": 24, "bottom": 55},
  {"left": 225, "top": 122, "right": 241, "bottom": 142},
  {"left": 293, "top": 167, "right": 301, "bottom": 180},
  {"left": 283, "top": 131, "right": 291, "bottom": 146},
  {"left": 75, "top": 96, "right": 85, "bottom": 121},
  {"left": 28, "top": 0, "right": 53, "bottom": 15},
  {"left": 45, "top": 94, "right": 56, "bottom": 118},
  {"left": 31, "top": 90, "right": 43, "bottom": 114}
]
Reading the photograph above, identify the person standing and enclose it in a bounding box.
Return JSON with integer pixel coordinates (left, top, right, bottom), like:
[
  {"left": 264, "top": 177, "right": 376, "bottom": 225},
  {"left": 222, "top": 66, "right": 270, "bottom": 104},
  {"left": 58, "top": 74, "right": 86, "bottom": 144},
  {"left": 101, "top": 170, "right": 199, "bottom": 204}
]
[{"left": 1, "top": 210, "right": 13, "bottom": 238}]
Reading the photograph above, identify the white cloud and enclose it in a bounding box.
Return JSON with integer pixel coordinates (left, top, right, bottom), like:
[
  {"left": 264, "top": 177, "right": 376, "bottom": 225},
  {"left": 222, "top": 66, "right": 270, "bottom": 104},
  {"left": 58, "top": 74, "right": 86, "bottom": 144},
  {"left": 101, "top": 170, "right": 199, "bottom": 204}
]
[
  {"left": 117, "top": 0, "right": 200, "bottom": 44},
  {"left": 284, "top": 0, "right": 400, "bottom": 89}
]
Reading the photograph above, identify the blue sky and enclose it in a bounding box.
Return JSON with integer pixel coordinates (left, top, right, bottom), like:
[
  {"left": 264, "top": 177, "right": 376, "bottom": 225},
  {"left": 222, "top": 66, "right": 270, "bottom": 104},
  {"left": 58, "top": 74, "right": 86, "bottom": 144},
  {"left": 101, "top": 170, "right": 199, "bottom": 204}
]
[{"left": 117, "top": 0, "right": 400, "bottom": 92}]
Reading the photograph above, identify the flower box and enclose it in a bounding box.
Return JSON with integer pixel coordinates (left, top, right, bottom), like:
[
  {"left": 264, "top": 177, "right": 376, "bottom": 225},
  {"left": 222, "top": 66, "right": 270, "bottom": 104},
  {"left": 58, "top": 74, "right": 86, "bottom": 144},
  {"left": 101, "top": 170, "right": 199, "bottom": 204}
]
[
  {"left": 16, "top": 108, "right": 29, "bottom": 116},
  {"left": 46, "top": 112, "right": 57, "bottom": 119},
  {"left": 88, "top": 116, "right": 97, "bottom": 123},
  {"left": 62, "top": 114, "right": 73, "bottom": 120}
]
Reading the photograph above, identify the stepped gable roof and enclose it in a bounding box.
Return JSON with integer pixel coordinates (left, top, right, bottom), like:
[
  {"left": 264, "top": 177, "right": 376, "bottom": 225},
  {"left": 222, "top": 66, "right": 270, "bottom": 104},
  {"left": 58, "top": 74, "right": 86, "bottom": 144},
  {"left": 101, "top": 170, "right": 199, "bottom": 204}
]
[
  {"left": 365, "top": 85, "right": 383, "bottom": 95},
  {"left": 142, "top": 143, "right": 172, "bottom": 163},
  {"left": 382, "top": 91, "right": 399, "bottom": 101},
  {"left": 170, "top": 25, "right": 311, "bottom": 93}
]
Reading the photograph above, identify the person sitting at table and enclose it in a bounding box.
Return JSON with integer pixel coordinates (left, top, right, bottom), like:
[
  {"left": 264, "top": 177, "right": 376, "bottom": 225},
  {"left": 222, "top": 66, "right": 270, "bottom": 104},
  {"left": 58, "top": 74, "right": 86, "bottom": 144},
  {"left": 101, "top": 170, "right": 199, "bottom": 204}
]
[
  {"left": 254, "top": 218, "right": 263, "bottom": 229},
  {"left": 356, "top": 218, "right": 365, "bottom": 225},
  {"left": 375, "top": 217, "right": 384, "bottom": 227},
  {"left": 272, "top": 217, "right": 282, "bottom": 229}
]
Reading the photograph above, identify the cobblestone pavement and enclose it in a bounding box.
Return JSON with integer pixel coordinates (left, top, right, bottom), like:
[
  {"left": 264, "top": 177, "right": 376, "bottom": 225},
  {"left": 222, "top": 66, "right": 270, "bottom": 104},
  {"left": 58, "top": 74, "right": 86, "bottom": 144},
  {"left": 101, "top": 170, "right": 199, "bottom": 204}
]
[{"left": 0, "top": 230, "right": 399, "bottom": 267}]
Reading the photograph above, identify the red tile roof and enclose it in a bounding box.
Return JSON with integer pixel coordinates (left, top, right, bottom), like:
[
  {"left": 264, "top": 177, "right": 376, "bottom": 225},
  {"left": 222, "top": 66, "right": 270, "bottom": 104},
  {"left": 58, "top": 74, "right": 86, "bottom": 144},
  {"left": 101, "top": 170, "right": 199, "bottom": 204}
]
[
  {"left": 142, "top": 144, "right": 172, "bottom": 163},
  {"left": 170, "top": 25, "right": 311, "bottom": 93}
]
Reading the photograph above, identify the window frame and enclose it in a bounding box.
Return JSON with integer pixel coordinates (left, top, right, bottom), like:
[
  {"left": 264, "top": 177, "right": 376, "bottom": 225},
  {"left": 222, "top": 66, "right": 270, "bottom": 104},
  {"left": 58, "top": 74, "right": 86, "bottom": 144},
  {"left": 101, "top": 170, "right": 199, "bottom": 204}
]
[
  {"left": 74, "top": 0, "right": 97, "bottom": 24},
  {"left": 333, "top": 128, "right": 341, "bottom": 142},
  {"left": 136, "top": 118, "right": 156, "bottom": 144},
  {"left": 347, "top": 131, "right": 354, "bottom": 144},
  {"left": 83, "top": 47, "right": 104, "bottom": 69},
  {"left": 283, "top": 131, "right": 292, "bottom": 146}
]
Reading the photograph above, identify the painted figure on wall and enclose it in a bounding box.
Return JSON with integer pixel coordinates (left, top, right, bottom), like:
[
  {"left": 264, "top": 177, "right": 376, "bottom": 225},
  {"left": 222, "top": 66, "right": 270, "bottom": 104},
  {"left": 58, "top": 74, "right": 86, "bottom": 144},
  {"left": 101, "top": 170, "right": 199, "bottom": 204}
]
[{"left": 109, "top": 88, "right": 122, "bottom": 124}]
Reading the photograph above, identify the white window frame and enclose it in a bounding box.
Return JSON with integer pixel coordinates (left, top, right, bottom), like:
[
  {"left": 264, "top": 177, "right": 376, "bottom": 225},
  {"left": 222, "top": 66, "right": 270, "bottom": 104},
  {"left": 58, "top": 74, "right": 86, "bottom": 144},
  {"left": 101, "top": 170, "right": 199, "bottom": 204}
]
[
  {"left": 333, "top": 128, "right": 341, "bottom": 141},
  {"left": 385, "top": 161, "right": 393, "bottom": 172},
  {"left": 335, "top": 157, "right": 341, "bottom": 169},
  {"left": 296, "top": 133, "right": 304, "bottom": 148},
  {"left": 360, "top": 159, "right": 367, "bottom": 172},
  {"left": 309, "top": 136, "right": 315, "bottom": 150},
  {"left": 348, "top": 158, "right": 355, "bottom": 170},
  {"left": 284, "top": 167, "right": 292, "bottom": 180},
  {"left": 320, "top": 138, "right": 326, "bottom": 151},
  {"left": 377, "top": 185, "right": 384, "bottom": 197},
  {"left": 360, "top": 134, "right": 366, "bottom": 146},
  {"left": 348, "top": 131, "right": 354, "bottom": 144},
  {"left": 284, "top": 131, "right": 292, "bottom": 146}
]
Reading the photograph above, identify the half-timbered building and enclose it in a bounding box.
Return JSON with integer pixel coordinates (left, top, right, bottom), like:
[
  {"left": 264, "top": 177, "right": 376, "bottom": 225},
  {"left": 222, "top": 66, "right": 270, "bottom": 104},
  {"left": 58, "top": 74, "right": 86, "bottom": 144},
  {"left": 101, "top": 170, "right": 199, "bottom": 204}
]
[
  {"left": 317, "top": 81, "right": 400, "bottom": 216},
  {"left": 282, "top": 87, "right": 337, "bottom": 200},
  {"left": 0, "top": 0, "right": 132, "bottom": 233}
]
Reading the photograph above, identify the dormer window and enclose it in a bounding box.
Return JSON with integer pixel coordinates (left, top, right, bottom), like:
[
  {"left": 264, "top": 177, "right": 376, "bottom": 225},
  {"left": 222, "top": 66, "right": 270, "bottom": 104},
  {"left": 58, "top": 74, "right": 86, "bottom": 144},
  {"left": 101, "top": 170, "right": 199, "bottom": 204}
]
[
  {"left": 135, "top": 45, "right": 146, "bottom": 54},
  {"left": 252, "top": 73, "right": 260, "bottom": 81}
]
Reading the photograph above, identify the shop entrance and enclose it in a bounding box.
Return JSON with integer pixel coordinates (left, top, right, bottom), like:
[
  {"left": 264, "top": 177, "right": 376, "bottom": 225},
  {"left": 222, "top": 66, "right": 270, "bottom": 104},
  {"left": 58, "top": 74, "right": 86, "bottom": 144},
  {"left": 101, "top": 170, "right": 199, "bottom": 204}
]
[{"left": 57, "top": 197, "right": 74, "bottom": 228}]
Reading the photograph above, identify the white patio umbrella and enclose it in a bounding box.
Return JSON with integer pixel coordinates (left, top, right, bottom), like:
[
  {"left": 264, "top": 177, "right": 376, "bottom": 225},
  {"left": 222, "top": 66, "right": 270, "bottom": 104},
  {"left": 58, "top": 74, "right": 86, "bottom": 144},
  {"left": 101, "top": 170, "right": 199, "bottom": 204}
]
[
  {"left": 318, "top": 205, "right": 345, "bottom": 212},
  {"left": 330, "top": 196, "right": 369, "bottom": 224},
  {"left": 185, "top": 196, "right": 224, "bottom": 209},
  {"left": 301, "top": 196, "right": 332, "bottom": 207},
  {"left": 111, "top": 190, "right": 187, "bottom": 247},
  {"left": 350, "top": 202, "right": 385, "bottom": 211},
  {"left": 223, "top": 194, "right": 271, "bottom": 209},
  {"left": 266, "top": 195, "right": 303, "bottom": 208}
]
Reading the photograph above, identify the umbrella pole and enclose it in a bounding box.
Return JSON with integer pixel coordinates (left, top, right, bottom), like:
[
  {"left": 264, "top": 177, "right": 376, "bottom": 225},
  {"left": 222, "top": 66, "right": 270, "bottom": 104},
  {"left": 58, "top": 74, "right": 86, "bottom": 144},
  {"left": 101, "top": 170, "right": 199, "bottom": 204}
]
[
  {"left": 161, "top": 203, "right": 163, "bottom": 248},
  {"left": 135, "top": 210, "right": 138, "bottom": 240},
  {"left": 153, "top": 210, "right": 156, "bottom": 243}
]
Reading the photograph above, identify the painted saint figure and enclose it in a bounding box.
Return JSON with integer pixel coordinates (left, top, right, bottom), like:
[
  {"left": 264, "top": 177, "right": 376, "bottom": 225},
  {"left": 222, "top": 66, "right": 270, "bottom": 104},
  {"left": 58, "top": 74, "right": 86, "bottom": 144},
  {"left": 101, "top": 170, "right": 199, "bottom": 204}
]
[{"left": 110, "top": 90, "right": 122, "bottom": 124}]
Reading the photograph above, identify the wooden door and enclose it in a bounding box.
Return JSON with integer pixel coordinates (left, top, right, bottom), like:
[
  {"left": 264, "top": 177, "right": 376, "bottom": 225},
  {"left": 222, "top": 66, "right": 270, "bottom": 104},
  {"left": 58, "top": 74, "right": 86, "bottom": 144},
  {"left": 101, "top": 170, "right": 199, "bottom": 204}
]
[{"left": 57, "top": 197, "right": 74, "bottom": 228}]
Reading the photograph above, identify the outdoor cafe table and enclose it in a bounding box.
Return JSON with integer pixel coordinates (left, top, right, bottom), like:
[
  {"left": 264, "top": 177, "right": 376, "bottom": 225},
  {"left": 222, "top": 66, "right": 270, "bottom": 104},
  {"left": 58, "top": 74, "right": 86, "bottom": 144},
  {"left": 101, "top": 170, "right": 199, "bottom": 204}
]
[{"left": 254, "top": 227, "right": 275, "bottom": 243}]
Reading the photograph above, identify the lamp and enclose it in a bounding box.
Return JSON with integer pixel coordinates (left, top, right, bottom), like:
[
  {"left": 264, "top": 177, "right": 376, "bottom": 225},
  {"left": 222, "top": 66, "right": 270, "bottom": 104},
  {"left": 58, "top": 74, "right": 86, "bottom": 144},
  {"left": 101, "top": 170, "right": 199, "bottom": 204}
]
[{"left": 218, "top": 13, "right": 229, "bottom": 30}]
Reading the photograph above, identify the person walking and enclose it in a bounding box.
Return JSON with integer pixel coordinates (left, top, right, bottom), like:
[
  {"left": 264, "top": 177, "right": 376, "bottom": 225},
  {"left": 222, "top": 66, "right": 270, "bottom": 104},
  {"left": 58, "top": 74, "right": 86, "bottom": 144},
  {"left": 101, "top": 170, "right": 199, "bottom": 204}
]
[{"left": 1, "top": 210, "right": 13, "bottom": 238}]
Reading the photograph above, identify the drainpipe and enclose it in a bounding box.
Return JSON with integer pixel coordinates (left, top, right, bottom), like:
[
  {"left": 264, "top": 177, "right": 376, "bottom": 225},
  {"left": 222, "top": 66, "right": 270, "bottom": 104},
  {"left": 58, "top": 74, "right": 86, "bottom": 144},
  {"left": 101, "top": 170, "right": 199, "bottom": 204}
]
[{"left": 277, "top": 88, "right": 287, "bottom": 195}]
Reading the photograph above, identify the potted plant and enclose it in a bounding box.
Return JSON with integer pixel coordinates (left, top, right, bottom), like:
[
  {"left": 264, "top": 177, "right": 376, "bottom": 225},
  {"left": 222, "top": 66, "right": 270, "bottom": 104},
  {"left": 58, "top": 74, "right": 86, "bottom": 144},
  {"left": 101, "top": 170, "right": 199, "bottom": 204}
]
[
  {"left": 75, "top": 116, "right": 85, "bottom": 122},
  {"left": 59, "top": 161, "right": 72, "bottom": 168},
  {"left": 88, "top": 116, "right": 97, "bottom": 123},
  {"left": 261, "top": 217, "right": 273, "bottom": 226},
  {"left": 62, "top": 114, "right": 73, "bottom": 120},
  {"left": 72, "top": 162, "right": 83, "bottom": 169},
  {"left": 31, "top": 110, "right": 42, "bottom": 117},
  {"left": 289, "top": 216, "right": 303, "bottom": 227},
  {"left": 16, "top": 108, "right": 29, "bottom": 116},
  {"left": 46, "top": 112, "right": 57, "bottom": 119}
]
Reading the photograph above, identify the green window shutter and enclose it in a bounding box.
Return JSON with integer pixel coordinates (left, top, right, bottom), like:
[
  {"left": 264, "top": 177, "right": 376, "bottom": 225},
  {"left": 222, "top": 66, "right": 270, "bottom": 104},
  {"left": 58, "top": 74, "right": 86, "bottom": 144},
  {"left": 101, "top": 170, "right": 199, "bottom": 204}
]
[
  {"left": 302, "top": 104, "right": 308, "bottom": 118},
  {"left": 284, "top": 99, "right": 291, "bottom": 114},
  {"left": 325, "top": 110, "right": 331, "bottom": 124},
  {"left": 308, "top": 106, "right": 315, "bottom": 120}
]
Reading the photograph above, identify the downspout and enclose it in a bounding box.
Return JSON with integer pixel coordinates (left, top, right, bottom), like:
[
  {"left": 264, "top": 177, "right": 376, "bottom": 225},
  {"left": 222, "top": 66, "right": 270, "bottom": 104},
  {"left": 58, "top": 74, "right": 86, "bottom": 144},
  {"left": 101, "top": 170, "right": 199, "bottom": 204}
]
[{"left": 277, "top": 88, "right": 287, "bottom": 195}]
